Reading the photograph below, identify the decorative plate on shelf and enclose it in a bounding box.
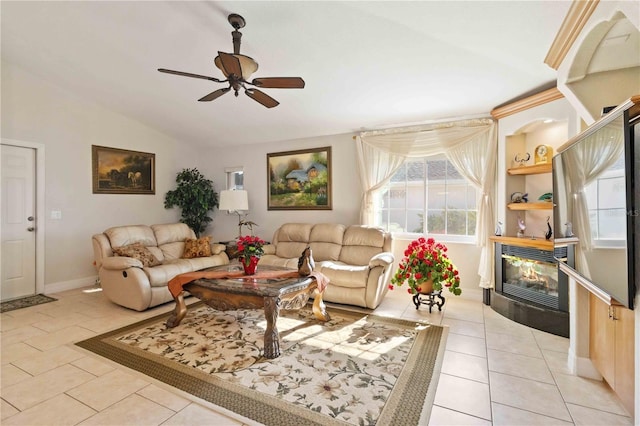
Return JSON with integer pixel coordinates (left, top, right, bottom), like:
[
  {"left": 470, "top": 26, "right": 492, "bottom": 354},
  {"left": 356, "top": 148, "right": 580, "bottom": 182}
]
[{"left": 534, "top": 144, "right": 553, "bottom": 164}]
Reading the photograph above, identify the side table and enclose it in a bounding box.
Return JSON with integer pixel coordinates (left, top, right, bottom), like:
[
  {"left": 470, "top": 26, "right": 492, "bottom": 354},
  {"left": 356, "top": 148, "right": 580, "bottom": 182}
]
[{"left": 219, "top": 241, "right": 240, "bottom": 260}]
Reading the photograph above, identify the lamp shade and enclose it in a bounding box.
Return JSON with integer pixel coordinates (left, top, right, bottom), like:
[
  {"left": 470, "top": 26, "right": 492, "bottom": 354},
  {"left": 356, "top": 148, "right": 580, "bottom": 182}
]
[
  {"left": 219, "top": 190, "right": 249, "bottom": 212},
  {"left": 214, "top": 54, "right": 259, "bottom": 80}
]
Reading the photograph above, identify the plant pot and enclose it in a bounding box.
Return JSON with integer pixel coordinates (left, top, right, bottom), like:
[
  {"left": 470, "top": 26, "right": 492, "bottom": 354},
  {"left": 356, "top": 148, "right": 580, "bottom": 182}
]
[
  {"left": 417, "top": 279, "right": 434, "bottom": 294},
  {"left": 241, "top": 256, "right": 259, "bottom": 275}
]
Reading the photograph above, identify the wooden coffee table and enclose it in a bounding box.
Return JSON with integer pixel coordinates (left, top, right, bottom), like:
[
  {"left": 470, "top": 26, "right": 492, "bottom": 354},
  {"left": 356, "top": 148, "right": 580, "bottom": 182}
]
[{"left": 165, "top": 264, "right": 330, "bottom": 359}]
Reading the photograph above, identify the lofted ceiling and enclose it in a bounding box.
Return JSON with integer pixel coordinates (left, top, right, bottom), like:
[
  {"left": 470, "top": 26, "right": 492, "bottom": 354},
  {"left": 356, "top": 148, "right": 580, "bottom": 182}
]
[{"left": 1, "top": 1, "right": 572, "bottom": 148}]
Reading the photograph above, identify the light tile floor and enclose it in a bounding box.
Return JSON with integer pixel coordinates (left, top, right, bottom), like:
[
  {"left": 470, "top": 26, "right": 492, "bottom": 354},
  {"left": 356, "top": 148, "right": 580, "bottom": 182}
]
[{"left": 0, "top": 285, "right": 634, "bottom": 425}]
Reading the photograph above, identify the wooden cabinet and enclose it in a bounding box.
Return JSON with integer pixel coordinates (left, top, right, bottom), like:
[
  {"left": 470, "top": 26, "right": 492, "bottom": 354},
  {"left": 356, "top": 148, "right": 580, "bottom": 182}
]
[{"left": 589, "top": 293, "right": 635, "bottom": 416}]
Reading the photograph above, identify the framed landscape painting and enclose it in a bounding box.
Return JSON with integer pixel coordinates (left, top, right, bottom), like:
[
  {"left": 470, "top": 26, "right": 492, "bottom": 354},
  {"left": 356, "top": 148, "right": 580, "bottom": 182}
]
[
  {"left": 92, "top": 145, "right": 155, "bottom": 194},
  {"left": 267, "top": 146, "right": 332, "bottom": 210}
]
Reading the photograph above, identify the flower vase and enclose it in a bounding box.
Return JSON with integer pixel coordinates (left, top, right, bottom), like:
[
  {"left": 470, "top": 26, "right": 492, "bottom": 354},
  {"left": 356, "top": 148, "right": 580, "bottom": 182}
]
[{"left": 241, "top": 256, "right": 259, "bottom": 275}]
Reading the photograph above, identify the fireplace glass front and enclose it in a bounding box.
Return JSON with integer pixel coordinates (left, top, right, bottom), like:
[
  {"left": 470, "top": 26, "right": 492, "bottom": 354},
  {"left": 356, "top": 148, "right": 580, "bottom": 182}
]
[{"left": 502, "top": 254, "right": 559, "bottom": 309}]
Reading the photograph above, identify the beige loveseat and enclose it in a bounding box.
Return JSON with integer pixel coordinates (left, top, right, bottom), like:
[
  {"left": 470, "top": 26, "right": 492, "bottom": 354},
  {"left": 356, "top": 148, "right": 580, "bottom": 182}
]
[
  {"left": 92, "top": 223, "right": 229, "bottom": 311},
  {"left": 259, "top": 223, "right": 394, "bottom": 309}
]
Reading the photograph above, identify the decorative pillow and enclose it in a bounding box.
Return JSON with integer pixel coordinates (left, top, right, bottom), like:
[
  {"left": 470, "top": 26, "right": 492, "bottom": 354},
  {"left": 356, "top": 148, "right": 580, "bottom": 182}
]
[
  {"left": 182, "top": 236, "right": 212, "bottom": 259},
  {"left": 112, "top": 242, "right": 162, "bottom": 267}
]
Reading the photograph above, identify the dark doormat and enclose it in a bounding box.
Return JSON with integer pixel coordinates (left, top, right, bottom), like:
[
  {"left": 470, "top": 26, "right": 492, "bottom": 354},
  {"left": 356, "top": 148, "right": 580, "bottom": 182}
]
[{"left": 1, "top": 294, "right": 58, "bottom": 313}]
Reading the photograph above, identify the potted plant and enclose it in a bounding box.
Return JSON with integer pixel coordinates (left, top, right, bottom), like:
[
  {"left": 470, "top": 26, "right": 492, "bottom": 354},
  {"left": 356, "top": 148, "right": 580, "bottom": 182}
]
[
  {"left": 164, "top": 168, "right": 218, "bottom": 237},
  {"left": 236, "top": 235, "right": 266, "bottom": 275},
  {"left": 390, "top": 237, "right": 462, "bottom": 296}
]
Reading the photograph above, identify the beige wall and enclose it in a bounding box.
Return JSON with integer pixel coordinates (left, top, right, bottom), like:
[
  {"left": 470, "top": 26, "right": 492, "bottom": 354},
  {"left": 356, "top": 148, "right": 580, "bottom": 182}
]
[
  {"left": 1, "top": 61, "right": 197, "bottom": 291},
  {"left": 198, "top": 134, "right": 361, "bottom": 243}
]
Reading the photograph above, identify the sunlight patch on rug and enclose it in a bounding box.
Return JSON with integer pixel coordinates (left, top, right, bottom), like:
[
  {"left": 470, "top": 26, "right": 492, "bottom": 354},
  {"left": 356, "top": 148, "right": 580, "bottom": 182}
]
[{"left": 77, "top": 304, "right": 446, "bottom": 426}]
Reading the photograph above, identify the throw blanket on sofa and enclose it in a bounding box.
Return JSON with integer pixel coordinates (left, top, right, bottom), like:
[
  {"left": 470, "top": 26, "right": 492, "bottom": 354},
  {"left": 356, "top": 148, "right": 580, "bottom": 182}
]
[{"left": 168, "top": 270, "right": 330, "bottom": 298}]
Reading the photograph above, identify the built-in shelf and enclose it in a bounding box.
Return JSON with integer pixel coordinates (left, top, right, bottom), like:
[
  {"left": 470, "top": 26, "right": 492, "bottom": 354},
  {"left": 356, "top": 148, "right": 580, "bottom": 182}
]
[
  {"left": 507, "top": 202, "right": 553, "bottom": 211},
  {"left": 507, "top": 163, "right": 552, "bottom": 175},
  {"left": 490, "top": 236, "right": 553, "bottom": 250}
]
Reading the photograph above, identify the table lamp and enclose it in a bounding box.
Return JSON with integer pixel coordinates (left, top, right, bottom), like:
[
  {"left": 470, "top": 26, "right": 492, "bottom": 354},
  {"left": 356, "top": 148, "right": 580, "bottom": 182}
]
[{"left": 219, "top": 190, "right": 249, "bottom": 238}]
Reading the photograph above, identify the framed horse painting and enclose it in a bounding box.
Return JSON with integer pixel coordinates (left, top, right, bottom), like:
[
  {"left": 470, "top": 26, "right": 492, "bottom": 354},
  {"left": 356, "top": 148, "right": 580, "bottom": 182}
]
[{"left": 92, "top": 145, "right": 155, "bottom": 194}]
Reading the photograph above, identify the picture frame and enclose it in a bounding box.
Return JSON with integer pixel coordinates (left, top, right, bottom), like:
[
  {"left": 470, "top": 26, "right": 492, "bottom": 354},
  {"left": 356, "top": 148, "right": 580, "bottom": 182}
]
[
  {"left": 267, "top": 146, "right": 332, "bottom": 210},
  {"left": 92, "top": 145, "right": 155, "bottom": 194}
]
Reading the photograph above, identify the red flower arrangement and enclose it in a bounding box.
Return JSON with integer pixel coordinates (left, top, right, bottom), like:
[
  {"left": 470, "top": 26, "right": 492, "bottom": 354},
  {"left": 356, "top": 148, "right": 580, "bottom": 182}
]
[
  {"left": 390, "top": 237, "right": 462, "bottom": 296},
  {"left": 236, "top": 235, "right": 266, "bottom": 266}
]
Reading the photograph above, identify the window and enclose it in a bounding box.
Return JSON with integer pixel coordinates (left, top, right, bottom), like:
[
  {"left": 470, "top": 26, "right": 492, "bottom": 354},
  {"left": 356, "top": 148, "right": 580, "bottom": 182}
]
[
  {"left": 585, "top": 154, "right": 626, "bottom": 247},
  {"left": 375, "top": 155, "right": 478, "bottom": 241},
  {"left": 225, "top": 166, "right": 244, "bottom": 190}
]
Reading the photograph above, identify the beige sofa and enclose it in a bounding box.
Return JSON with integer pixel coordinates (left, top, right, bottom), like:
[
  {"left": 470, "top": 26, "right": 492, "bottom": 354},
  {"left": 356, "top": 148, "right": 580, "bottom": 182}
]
[
  {"left": 259, "top": 223, "right": 394, "bottom": 309},
  {"left": 92, "top": 223, "right": 229, "bottom": 311}
]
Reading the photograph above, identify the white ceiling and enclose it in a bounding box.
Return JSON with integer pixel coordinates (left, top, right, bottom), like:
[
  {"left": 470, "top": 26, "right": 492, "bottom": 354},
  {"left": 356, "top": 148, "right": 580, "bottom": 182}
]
[{"left": 1, "top": 1, "right": 572, "bottom": 148}]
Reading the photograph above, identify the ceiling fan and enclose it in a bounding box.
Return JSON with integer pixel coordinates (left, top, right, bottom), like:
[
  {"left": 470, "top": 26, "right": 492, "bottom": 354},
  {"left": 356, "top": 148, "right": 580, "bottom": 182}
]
[{"left": 158, "top": 13, "right": 305, "bottom": 108}]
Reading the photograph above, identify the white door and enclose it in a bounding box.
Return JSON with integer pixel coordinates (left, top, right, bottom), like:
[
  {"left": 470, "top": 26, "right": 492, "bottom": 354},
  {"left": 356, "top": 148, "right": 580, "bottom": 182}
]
[{"left": 1, "top": 144, "right": 37, "bottom": 301}]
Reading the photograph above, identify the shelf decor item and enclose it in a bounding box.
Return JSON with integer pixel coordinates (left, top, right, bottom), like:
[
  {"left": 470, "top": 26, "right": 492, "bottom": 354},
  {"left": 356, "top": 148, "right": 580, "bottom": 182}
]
[
  {"left": 390, "top": 237, "right": 461, "bottom": 296},
  {"left": 514, "top": 152, "right": 531, "bottom": 167},
  {"left": 510, "top": 192, "right": 528, "bottom": 203},
  {"left": 564, "top": 222, "right": 574, "bottom": 238},
  {"left": 237, "top": 235, "right": 266, "bottom": 275},
  {"left": 538, "top": 192, "right": 553, "bottom": 202},
  {"left": 534, "top": 144, "right": 553, "bottom": 164},
  {"left": 517, "top": 216, "right": 526, "bottom": 238},
  {"left": 545, "top": 216, "right": 553, "bottom": 240}
]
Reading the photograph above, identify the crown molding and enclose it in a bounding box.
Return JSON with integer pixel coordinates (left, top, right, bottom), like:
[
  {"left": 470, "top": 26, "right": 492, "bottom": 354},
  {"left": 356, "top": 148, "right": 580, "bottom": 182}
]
[
  {"left": 544, "top": 0, "right": 600, "bottom": 70},
  {"left": 490, "top": 88, "right": 564, "bottom": 120}
]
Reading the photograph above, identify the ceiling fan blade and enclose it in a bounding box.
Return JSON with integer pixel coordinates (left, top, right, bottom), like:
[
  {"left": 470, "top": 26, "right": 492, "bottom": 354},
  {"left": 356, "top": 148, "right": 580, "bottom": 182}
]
[
  {"left": 217, "top": 52, "right": 243, "bottom": 78},
  {"left": 198, "top": 87, "right": 231, "bottom": 102},
  {"left": 245, "top": 89, "right": 279, "bottom": 108},
  {"left": 158, "top": 68, "right": 222, "bottom": 82},
  {"left": 251, "top": 77, "right": 305, "bottom": 89}
]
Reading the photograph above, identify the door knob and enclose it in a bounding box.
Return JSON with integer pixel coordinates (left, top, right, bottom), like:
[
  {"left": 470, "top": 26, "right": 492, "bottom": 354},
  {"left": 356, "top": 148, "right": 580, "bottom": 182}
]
[
  {"left": 27, "top": 216, "right": 35, "bottom": 221},
  {"left": 27, "top": 227, "right": 35, "bottom": 232}
]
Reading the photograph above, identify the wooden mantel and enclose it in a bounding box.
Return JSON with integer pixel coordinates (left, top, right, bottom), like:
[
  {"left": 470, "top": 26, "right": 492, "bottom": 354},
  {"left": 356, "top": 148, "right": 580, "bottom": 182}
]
[
  {"left": 491, "top": 236, "right": 580, "bottom": 251},
  {"left": 490, "top": 236, "right": 553, "bottom": 250}
]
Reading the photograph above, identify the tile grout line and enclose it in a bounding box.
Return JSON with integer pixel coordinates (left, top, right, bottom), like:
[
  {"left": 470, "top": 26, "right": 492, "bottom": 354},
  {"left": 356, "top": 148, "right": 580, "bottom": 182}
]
[{"left": 482, "top": 303, "right": 494, "bottom": 424}]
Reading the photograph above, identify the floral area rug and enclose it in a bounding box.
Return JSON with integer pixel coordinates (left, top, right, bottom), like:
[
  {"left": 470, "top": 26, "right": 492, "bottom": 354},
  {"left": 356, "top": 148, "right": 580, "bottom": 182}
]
[
  {"left": 76, "top": 303, "right": 447, "bottom": 426},
  {"left": 0, "top": 294, "right": 57, "bottom": 313}
]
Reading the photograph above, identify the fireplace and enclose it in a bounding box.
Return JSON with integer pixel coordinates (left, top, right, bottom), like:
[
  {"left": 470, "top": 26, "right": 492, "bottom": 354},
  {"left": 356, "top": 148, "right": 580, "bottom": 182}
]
[
  {"left": 490, "top": 241, "right": 573, "bottom": 337},
  {"left": 499, "top": 245, "right": 568, "bottom": 311}
]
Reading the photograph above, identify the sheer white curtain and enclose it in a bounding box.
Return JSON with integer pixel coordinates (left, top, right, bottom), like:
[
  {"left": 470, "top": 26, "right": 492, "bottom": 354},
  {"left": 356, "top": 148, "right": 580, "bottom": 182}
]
[
  {"left": 562, "top": 123, "right": 624, "bottom": 250},
  {"left": 445, "top": 125, "right": 497, "bottom": 287},
  {"left": 355, "top": 118, "right": 497, "bottom": 288},
  {"left": 355, "top": 139, "right": 406, "bottom": 224}
]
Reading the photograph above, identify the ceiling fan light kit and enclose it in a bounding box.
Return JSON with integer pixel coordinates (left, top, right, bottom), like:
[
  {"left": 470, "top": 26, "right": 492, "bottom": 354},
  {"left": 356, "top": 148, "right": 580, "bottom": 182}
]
[
  {"left": 158, "top": 13, "right": 304, "bottom": 108},
  {"left": 214, "top": 54, "right": 258, "bottom": 80}
]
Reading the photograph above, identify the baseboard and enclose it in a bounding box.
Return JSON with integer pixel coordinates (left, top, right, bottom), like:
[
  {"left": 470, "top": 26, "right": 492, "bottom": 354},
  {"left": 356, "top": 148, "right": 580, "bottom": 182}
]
[
  {"left": 567, "top": 347, "right": 578, "bottom": 375},
  {"left": 45, "top": 276, "right": 97, "bottom": 294},
  {"left": 459, "top": 287, "right": 483, "bottom": 302},
  {"left": 575, "top": 355, "right": 602, "bottom": 381}
]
